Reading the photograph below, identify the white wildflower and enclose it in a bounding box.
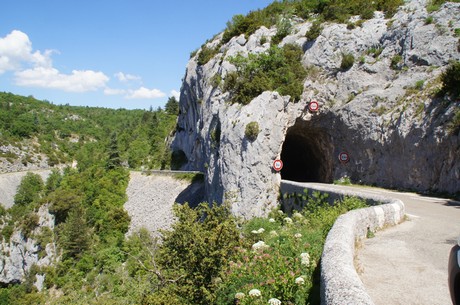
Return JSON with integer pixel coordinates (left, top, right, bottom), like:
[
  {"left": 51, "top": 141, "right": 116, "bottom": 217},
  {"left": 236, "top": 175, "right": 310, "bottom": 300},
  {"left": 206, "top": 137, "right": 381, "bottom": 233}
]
[
  {"left": 269, "top": 218, "right": 276, "bottom": 223},
  {"left": 295, "top": 276, "right": 305, "bottom": 285},
  {"left": 300, "top": 252, "right": 310, "bottom": 266},
  {"left": 294, "top": 233, "right": 302, "bottom": 238},
  {"left": 251, "top": 228, "right": 265, "bottom": 234},
  {"left": 293, "top": 212, "right": 303, "bottom": 219},
  {"left": 278, "top": 210, "right": 284, "bottom": 215},
  {"left": 252, "top": 241, "right": 269, "bottom": 252},
  {"left": 235, "top": 292, "right": 245, "bottom": 300},
  {"left": 269, "top": 230, "right": 279, "bottom": 237},
  {"left": 284, "top": 217, "right": 292, "bottom": 224},
  {"left": 268, "top": 297, "right": 282, "bottom": 305},
  {"left": 248, "top": 288, "right": 262, "bottom": 297}
]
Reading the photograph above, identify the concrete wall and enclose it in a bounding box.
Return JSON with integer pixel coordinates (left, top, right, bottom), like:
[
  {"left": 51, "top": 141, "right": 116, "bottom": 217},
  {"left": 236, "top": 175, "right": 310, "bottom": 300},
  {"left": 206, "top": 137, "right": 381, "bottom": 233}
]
[{"left": 280, "top": 181, "right": 405, "bottom": 305}]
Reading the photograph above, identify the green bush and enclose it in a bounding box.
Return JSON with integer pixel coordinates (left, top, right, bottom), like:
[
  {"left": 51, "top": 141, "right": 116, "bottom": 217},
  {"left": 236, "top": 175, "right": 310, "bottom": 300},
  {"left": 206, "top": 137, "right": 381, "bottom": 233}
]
[
  {"left": 197, "top": 44, "right": 221, "bottom": 66},
  {"left": 14, "top": 173, "right": 44, "bottom": 206},
  {"left": 340, "top": 53, "right": 355, "bottom": 71},
  {"left": 272, "top": 17, "right": 292, "bottom": 45},
  {"left": 305, "top": 19, "right": 323, "bottom": 41},
  {"left": 425, "top": 15, "right": 434, "bottom": 25},
  {"left": 245, "top": 122, "right": 260, "bottom": 141},
  {"left": 441, "top": 61, "right": 460, "bottom": 98},
  {"left": 158, "top": 203, "right": 241, "bottom": 304},
  {"left": 224, "top": 44, "right": 306, "bottom": 104},
  {"left": 390, "top": 54, "right": 402, "bottom": 70}
]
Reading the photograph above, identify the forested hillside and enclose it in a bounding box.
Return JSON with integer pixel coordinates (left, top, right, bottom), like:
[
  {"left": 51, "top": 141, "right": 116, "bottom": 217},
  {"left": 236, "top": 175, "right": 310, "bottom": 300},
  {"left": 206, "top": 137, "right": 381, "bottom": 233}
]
[{"left": 0, "top": 92, "right": 179, "bottom": 170}]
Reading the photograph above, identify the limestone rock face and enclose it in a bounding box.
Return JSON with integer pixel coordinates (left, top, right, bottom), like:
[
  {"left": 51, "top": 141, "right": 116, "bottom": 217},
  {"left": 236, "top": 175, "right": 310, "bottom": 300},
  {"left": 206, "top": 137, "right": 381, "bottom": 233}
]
[
  {"left": 0, "top": 205, "right": 57, "bottom": 289},
  {"left": 172, "top": 0, "right": 460, "bottom": 217}
]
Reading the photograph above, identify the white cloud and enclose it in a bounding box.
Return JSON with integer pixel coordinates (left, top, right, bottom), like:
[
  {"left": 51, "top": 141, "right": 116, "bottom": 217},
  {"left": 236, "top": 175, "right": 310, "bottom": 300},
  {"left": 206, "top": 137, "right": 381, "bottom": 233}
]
[
  {"left": 126, "top": 87, "right": 166, "bottom": 99},
  {"left": 15, "top": 67, "right": 109, "bottom": 92},
  {"left": 0, "top": 30, "right": 53, "bottom": 73},
  {"left": 115, "top": 72, "right": 141, "bottom": 82},
  {"left": 170, "top": 89, "right": 180, "bottom": 100},
  {"left": 104, "top": 87, "right": 127, "bottom": 95}
]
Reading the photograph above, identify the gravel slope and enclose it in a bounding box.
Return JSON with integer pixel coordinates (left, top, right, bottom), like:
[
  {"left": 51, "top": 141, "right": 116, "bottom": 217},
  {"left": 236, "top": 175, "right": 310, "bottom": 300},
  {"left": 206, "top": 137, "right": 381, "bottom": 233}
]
[
  {"left": 124, "top": 171, "right": 204, "bottom": 237},
  {"left": 0, "top": 170, "right": 51, "bottom": 208}
]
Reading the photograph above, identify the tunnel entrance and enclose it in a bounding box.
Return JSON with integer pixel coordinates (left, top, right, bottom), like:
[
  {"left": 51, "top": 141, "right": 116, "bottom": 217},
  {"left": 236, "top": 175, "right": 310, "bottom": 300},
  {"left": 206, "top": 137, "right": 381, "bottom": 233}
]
[{"left": 280, "top": 120, "right": 333, "bottom": 183}]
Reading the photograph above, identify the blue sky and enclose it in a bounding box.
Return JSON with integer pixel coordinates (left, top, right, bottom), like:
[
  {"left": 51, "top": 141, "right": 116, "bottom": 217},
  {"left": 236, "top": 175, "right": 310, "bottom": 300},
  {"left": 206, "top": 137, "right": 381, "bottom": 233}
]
[{"left": 0, "top": 0, "right": 273, "bottom": 109}]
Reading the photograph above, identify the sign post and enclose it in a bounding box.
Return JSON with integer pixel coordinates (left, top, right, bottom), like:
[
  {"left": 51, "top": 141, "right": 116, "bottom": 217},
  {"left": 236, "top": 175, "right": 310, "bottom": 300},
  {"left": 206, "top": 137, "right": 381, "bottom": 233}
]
[
  {"left": 273, "top": 159, "right": 283, "bottom": 172},
  {"left": 338, "top": 152, "right": 350, "bottom": 164},
  {"left": 308, "top": 101, "right": 319, "bottom": 112}
]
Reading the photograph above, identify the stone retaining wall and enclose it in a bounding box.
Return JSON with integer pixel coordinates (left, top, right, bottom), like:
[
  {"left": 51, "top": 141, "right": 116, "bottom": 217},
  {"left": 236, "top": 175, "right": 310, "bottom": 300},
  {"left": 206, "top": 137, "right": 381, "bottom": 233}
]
[{"left": 280, "top": 181, "right": 405, "bottom": 305}]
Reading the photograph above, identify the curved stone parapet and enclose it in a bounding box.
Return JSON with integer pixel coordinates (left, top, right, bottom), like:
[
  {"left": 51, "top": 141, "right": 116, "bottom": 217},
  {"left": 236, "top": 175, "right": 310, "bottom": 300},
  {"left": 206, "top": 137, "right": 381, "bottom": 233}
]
[
  {"left": 280, "top": 181, "right": 405, "bottom": 305},
  {"left": 321, "top": 200, "right": 404, "bottom": 305}
]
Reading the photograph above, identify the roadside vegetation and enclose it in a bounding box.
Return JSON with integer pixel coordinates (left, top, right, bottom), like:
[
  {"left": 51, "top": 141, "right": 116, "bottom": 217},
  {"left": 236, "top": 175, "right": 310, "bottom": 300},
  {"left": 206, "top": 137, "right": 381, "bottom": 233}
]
[{"left": 1, "top": 183, "right": 366, "bottom": 304}]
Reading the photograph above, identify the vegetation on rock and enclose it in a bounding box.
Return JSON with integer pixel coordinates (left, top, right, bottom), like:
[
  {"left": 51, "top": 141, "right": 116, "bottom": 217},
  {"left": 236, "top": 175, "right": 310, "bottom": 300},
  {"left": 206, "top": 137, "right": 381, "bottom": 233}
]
[
  {"left": 224, "top": 44, "right": 307, "bottom": 104},
  {"left": 221, "top": 0, "right": 404, "bottom": 44}
]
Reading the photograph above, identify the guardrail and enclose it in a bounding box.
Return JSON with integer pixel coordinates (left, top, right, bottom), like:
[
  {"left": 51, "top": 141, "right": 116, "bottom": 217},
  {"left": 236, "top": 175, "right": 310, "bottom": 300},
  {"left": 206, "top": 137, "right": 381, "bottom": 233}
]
[
  {"left": 140, "top": 170, "right": 203, "bottom": 177},
  {"left": 280, "top": 181, "right": 405, "bottom": 305}
]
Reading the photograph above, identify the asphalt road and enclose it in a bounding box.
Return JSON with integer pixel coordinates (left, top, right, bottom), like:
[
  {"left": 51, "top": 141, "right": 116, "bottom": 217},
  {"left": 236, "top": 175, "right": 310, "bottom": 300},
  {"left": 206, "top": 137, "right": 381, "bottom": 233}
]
[{"left": 324, "top": 184, "right": 460, "bottom": 305}]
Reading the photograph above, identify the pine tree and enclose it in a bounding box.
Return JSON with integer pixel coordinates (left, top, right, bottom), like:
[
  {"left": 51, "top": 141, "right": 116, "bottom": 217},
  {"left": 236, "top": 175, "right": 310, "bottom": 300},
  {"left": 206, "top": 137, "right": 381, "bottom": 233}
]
[
  {"left": 59, "top": 204, "right": 91, "bottom": 259},
  {"left": 106, "top": 132, "right": 122, "bottom": 170},
  {"left": 165, "top": 96, "right": 179, "bottom": 115}
]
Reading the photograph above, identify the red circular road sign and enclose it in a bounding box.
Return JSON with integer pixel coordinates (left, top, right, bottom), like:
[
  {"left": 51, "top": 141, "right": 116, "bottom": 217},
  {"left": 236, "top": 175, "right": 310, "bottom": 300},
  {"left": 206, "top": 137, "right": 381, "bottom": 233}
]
[
  {"left": 308, "top": 101, "right": 319, "bottom": 112},
  {"left": 338, "top": 152, "right": 350, "bottom": 163},
  {"left": 273, "top": 159, "right": 283, "bottom": 171}
]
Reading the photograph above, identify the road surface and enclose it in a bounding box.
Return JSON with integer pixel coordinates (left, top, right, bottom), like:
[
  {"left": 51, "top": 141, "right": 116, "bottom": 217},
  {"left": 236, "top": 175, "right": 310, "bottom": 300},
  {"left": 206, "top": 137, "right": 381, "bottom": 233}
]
[{"left": 306, "top": 183, "right": 459, "bottom": 305}]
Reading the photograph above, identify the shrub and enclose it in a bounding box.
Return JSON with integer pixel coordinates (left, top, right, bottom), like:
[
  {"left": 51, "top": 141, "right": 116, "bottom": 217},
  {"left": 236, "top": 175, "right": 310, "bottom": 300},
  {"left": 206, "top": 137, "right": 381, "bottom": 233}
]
[
  {"left": 272, "top": 17, "right": 292, "bottom": 45},
  {"left": 425, "top": 15, "right": 434, "bottom": 25},
  {"left": 245, "top": 122, "right": 260, "bottom": 141},
  {"left": 390, "top": 54, "right": 402, "bottom": 70},
  {"left": 415, "top": 80, "right": 425, "bottom": 90},
  {"left": 340, "top": 53, "right": 355, "bottom": 71},
  {"left": 158, "top": 203, "right": 241, "bottom": 304},
  {"left": 441, "top": 61, "right": 460, "bottom": 98},
  {"left": 197, "top": 44, "right": 221, "bottom": 66},
  {"left": 455, "top": 28, "right": 460, "bottom": 37},
  {"left": 366, "top": 46, "right": 384, "bottom": 58},
  {"left": 305, "top": 20, "right": 323, "bottom": 41},
  {"left": 14, "top": 173, "right": 44, "bottom": 206},
  {"left": 224, "top": 44, "right": 306, "bottom": 105}
]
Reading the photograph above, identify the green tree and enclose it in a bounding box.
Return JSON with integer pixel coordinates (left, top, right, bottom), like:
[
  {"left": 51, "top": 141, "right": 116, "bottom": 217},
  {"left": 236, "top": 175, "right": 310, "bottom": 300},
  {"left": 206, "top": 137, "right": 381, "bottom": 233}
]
[
  {"left": 157, "top": 203, "right": 241, "bottom": 304},
  {"left": 106, "top": 132, "right": 122, "bottom": 170},
  {"left": 14, "top": 173, "right": 44, "bottom": 206},
  {"left": 165, "top": 96, "right": 179, "bottom": 115},
  {"left": 58, "top": 204, "right": 92, "bottom": 259}
]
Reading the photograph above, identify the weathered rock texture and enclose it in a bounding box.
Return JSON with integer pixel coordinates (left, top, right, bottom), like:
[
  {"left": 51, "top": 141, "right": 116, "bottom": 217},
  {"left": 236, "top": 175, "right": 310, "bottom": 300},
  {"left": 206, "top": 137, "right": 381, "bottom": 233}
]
[
  {"left": 0, "top": 205, "right": 57, "bottom": 290},
  {"left": 172, "top": 0, "right": 460, "bottom": 218}
]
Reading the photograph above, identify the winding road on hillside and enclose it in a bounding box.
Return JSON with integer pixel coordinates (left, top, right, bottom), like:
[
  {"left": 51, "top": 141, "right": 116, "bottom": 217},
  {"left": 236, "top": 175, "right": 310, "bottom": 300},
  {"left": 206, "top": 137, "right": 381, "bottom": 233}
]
[{"left": 291, "top": 182, "right": 460, "bottom": 305}]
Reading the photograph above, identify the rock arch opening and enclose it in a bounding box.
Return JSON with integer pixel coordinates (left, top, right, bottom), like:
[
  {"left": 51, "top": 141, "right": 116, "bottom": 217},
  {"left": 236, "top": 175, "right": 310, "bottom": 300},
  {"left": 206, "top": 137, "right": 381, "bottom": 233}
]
[{"left": 280, "top": 120, "right": 333, "bottom": 183}]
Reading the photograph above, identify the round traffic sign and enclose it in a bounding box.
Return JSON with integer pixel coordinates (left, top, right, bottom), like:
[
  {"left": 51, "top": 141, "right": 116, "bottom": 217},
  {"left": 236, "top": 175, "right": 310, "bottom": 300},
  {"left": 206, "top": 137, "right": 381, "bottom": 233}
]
[
  {"left": 338, "top": 152, "right": 350, "bottom": 163},
  {"left": 308, "top": 101, "right": 319, "bottom": 112},
  {"left": 273, "top": 159, "right": 283, "bottom": 171}
]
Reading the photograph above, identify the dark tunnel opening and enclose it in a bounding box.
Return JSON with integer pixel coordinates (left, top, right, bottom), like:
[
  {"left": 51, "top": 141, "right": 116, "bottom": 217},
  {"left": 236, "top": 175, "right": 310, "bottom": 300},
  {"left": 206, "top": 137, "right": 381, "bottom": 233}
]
[{"left": 280, "top": 121, "right": 333, "bottom": 183}]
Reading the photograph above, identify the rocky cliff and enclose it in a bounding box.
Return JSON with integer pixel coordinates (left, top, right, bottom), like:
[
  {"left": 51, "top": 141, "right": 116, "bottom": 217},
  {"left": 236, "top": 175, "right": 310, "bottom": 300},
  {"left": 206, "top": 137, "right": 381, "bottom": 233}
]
[
  {"left": 0, "top": 205, "right": 56, "bottom": 290},
  {"left": 172, "top": 0, "right": 460, "bottom": 218}
]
